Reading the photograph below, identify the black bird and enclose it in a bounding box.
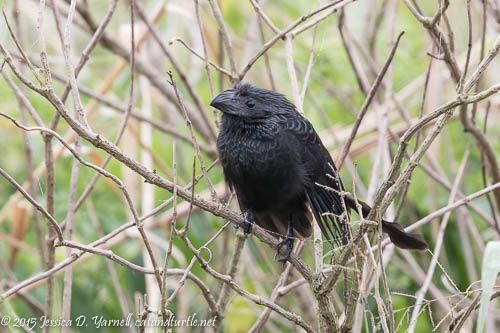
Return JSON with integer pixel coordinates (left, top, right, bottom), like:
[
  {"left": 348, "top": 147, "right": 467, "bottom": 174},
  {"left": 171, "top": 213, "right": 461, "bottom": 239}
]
[{"left": 211, "top": 83, "right": 427, "bottom": 262}]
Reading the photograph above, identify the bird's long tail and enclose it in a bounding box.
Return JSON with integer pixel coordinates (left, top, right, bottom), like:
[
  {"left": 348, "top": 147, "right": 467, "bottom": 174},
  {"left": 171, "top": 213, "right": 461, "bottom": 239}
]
[{"left": 344, "top": 195, "right": 427, "bottom": 250}]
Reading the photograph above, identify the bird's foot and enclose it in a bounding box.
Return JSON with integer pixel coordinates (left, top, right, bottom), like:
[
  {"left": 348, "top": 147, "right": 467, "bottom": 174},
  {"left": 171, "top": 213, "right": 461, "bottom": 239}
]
[
  {"left": 242, "top": 210, "right": 254, "bottom": 235},
  {"left": 274, "top": 236, "right": 294, "bottom": 263}
]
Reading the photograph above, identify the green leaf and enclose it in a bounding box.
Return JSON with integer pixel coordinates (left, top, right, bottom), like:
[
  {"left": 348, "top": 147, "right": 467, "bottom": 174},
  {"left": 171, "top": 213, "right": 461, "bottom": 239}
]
[{"left": 477, "top": 241, "right": 500, "bottom": 333}]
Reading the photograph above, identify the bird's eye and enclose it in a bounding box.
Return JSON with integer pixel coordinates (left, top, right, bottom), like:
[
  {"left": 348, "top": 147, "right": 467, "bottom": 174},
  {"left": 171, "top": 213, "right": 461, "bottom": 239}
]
[{"left": 246, "top": 100, "right": 255, "bottom": 108}]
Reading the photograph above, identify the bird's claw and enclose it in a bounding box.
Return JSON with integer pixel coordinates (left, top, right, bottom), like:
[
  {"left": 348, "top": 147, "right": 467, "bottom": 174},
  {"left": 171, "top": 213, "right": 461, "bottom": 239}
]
[
  {"left": 274, "top": 236, "right": 294, "bottom": 262},
  {"left": 242, "top": 210, "right": 254, "bottom": 235}
]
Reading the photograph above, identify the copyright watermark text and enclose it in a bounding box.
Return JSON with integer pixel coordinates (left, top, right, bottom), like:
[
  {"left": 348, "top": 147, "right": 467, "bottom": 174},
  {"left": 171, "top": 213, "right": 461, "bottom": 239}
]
[{"left": 0, "top": 313, "right": 217, "bottom": 330}]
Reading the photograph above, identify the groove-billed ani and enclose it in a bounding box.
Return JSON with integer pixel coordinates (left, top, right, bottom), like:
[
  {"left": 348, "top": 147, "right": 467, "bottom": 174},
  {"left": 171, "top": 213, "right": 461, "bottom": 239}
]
[{"left": 211, "top": 83, "right": 427, "bottom": 262}]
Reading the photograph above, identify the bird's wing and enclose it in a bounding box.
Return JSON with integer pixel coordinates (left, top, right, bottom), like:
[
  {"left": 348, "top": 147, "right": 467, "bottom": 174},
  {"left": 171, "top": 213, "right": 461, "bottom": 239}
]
[{"left": 283, "top": 115, "right": 350, "bottom": 245}]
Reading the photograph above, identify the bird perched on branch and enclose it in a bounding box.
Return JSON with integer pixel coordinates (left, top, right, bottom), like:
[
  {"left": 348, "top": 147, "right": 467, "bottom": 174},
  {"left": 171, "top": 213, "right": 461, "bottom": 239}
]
[{"left": 211, "top": 83, "right": 427, "bottom": 262}]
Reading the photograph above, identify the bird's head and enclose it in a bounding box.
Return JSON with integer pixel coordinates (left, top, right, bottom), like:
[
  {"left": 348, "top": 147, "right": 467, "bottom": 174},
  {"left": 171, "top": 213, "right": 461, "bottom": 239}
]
[{"left": 210, "top": 83, "right": 296, "bottom": 120}]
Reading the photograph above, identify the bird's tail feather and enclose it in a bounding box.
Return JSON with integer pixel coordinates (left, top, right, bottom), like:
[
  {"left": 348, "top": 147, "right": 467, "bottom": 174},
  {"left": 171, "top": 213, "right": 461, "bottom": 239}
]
[
  {"left": 307, "top": 189, "right": 350, "bottom": 246},
  {"left": 344, "top": 195, "right": 428, "bottom": 250},
  {"left": 381, "top": 221, "right": 427, "bottom": 250}
]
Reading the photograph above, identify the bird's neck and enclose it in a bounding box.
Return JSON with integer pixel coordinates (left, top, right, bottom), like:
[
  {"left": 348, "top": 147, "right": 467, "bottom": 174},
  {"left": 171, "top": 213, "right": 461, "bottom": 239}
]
[{"left": 221, "top": 114, "right": 279, "bottom": 139}]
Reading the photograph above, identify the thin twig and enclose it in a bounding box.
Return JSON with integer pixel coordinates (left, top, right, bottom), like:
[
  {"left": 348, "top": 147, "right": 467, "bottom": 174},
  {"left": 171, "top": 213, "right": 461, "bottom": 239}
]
[
  {"left": 337, "top": 31, "right": 405, "bottom": 169},
  {"left": 207, "top": 0, "right": 238, "bottom": 81},
  {"left": 408, "top": 148, "right": 470, "bottom": 333}
]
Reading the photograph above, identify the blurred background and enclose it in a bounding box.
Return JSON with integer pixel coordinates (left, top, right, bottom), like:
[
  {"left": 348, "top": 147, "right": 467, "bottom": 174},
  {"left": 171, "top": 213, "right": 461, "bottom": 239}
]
[{"left": 0, "top": 0, "right": 500, "bottom": 332}]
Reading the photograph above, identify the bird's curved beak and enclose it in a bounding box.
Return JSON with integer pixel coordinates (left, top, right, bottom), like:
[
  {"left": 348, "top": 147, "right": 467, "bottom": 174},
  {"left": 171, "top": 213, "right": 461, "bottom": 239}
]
[{"left": 210, "top": 89, "right": 237, "bottom": 114}]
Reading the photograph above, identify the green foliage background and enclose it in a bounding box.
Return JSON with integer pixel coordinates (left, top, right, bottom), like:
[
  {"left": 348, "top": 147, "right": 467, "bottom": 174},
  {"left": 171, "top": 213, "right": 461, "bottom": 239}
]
[{"left": 0, "top": 0, "right": 499, "bottom": 332}]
